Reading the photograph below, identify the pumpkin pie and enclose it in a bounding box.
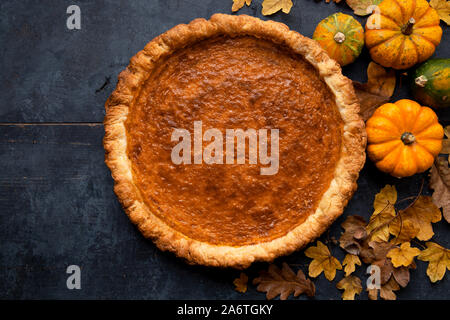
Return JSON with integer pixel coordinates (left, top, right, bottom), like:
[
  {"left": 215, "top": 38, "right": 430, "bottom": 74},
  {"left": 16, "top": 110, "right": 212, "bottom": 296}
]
[{"left": 104, "top": 14, "right": 366, "bottom": 268}]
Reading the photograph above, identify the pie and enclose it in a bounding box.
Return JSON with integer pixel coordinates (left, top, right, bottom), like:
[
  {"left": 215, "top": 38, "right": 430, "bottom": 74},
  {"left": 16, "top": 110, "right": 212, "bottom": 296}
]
[{"left": 104, "top": 14, "right": 366, "bottom": 268}]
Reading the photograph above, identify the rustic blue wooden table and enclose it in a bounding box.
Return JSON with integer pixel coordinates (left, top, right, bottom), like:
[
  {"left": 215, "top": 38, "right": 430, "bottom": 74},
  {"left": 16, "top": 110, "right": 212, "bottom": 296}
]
[{"left": 0, "top": 0, "right": 449, "bottom": 299}]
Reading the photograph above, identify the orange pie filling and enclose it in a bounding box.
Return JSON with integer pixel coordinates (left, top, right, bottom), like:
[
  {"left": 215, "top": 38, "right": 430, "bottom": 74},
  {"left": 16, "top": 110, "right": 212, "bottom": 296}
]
[{"left": 125, "top": 36, "right": 344, "bottom": 246}]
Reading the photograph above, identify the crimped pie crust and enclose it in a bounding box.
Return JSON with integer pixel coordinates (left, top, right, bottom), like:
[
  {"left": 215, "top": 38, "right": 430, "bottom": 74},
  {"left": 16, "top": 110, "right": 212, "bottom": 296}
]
[{"left": 104, "top": 14, "right": 366, "bottom": 269}]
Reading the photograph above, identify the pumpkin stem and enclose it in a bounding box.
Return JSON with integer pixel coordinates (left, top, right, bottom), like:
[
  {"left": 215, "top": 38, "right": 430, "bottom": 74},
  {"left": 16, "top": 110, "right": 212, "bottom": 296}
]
[
  {"left": 402, "top": 18, "right": 416, "bottom": 35},
  {"left": 334, "top": 32, "right": 346, "bottom": 44},
  {"left": 401, "top": 132, "right": 416, "bottom": 145},
  {"left": 415, "top": 75, "right": 428, "bottom": 87}
]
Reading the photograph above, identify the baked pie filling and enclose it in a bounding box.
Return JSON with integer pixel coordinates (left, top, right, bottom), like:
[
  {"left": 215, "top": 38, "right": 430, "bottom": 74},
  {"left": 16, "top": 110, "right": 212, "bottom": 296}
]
[{"left": 125, "top": 36, "right": 344, "bottom": 246}]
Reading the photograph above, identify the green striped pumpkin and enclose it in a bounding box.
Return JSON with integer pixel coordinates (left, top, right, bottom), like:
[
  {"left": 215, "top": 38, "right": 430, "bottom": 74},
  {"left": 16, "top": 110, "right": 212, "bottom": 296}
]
[
  {"left": 411, "top": 59, "right": 450, "bottom": 109},
  {"left": 313, "top": 13, "right": 364, "bottom": 66}
]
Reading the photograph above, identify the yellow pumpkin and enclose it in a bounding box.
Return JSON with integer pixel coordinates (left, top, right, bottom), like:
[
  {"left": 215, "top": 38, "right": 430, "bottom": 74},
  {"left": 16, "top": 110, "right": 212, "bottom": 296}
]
[
  {"left": 313, "top": 13, "right": 364, "bottom": 66},
  {"left": 366, "top": 99, "right": 444, "bottom": 178},
  {"left": 365, "top": 0, "right": 442, "bottom": 70}
]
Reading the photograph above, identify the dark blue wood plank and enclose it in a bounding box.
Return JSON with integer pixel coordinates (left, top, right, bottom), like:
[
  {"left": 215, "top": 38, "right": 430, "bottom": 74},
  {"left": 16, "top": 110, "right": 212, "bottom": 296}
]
[
  {"left": 0, "top": 124, "right": 448, "bottom": 299},
  {"left": 1, "top": 0, "right": 449, "bottom": 122}
]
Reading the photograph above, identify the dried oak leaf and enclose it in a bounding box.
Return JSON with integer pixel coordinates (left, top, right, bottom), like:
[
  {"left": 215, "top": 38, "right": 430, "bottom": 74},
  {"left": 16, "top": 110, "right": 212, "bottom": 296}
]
[
  {"left": 233, "top": 272, "right": 248, "bottom": 293},
  {"left": 354, "top": 62, "right": 396, "bottom": 121},
  {"left": 305, "top": 241, "right": 342, "bottom": 281},
  {"left": 346, "top": 0, "right": 382, "bottom": 16},
  {"left": 389, "top": 196, "right": 442, "bottom": 242},
  {"left": 386, "top": 242, "right": 421, "bottom": 268},
  {"left": 342, "top": 254, "right": 362, "bottom": 276},
  {"left": 336, "top": 275, "right": 363, "bottom": 300},
  {"left": 261, "top": 0, "right": 293, "bottom": 16},
  {"left": 232, "top": 0, "right": 252, "bottom": 12},
  {"left": 253, "top": 263, "right": 315, "bottom": 300},
  {"left": 430, "top": 157, "right": 450, "bottom": 223},
  {"left": 339, "top": 215, "right": 367, "bottom": 255},
  {"left": 430, "top": 0, "right": 450, "bottom": 25},
  {"left": 366, "top": 185, "right": 397, "bottom": 242},
  {"left": 418, "top": 242, "right": 450, "bottom": 283}
]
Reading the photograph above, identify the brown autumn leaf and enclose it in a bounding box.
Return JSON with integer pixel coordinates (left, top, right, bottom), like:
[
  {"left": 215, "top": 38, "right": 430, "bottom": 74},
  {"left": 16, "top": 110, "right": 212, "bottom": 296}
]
[
  {"left": 233, "top": 272, "right": 248, "bottom": 293},
  {"left": 367, "top": 288, "right": 378, "bottom": 300},
  {"left": 430, "top": 0, "right": 450, "bottom": 25},
  {"left": 346, "top": 0, "right": 382, "bottom": 16},
  {"left": 418, "top": 242, "right": 450, "bottom": 283},
  {"left": 336, "top": 275, "right": 363, "bottom": 300},
  {"left": 366, "top": 185, "right": 397, "bottom": 242},
  {"left": 442, "top": 141, "right": 450, "bottom": 155},
  {"left": 442, "top": 126, "right": 450, "bottom": 164},
  {"left": 430, "top": 157, "right": 450, "bottom": 223},
  {"left": 354, "top": 62, "right": 396, "bottom": 121},
  {"left": 361, "top": 241, "right": 396, "bottom": 284},
  {"left": 231, "top": 0, "right": 252, "bottom": 12},
  {"left": 253, "top": 263, "right": 315, "bottom": 300},
  {"left": 392, "top": 262, "right": 416, "bottom": 288},
  {"left": 353, "top": 83, "right": 390, "bottom": 121},
  {"left": 261, "top": 0, "right": 293, "bottom": 15},
  {"left": 343, "top": 254, "right": 362, "bottom": 276},
  {"left": 389, "top": 196, "right": 442, "bottom": 242},
  {"left": 324, "top": 0, "right": 343, "bottom": 3},
  {"left": 387, "top": 243, "right": 421, "bottom": 268},
  {"left": 367, "top": 277, "right": 400, "bottom": 301},
  {"left": 339, "top": 215, "right": 367, "bottom": 255},
  {"left": 305, "top": 241, "right": 342, "bottom": 281}
]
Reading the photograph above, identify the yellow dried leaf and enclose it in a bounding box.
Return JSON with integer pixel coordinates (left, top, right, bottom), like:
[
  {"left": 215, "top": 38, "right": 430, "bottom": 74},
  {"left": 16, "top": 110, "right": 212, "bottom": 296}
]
[
  {"left": 366, "top": 185, "right": 397, "bottom": 241},
  {"left": 430, "top": 0, "right": 450, "bottom": 25},
  {"left": 305, "top": 241, "right": 342, "bottom": 281},
  {"left": 389, "top": 218, "right": 418, "bottom": 244},
  {"left": 346, "top": 0, "right": 382, "bottom": 16},
  {"left": 233, "top": 272, "right": 248, "bottom": 293},
  {"left": 232, "top": 0, "right": 252, "bottom": 12},
  {"left": 336, "top": 275, "right": 362, "bottom": 300},
  {"left": 342, "top": 254, "right": 361, "bottom": 276},
  {"left": 418, "top": 242, "right": 450, "bottom": 283},
  {"left": 366, "top": 62, "right": 396, "bottom": 97},
  {"left": 386, "top": 243, "right": 421, "bottom": 268},
  {"left": 261, "top": 0, "right": 293, "bottom": 15},
  {"left": 390, "top": 196, "right": 441, "bottom": 241}
]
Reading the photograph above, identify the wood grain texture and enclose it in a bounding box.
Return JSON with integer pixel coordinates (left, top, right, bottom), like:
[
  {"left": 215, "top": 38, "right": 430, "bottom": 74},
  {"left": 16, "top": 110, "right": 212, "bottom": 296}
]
[{"left": 0, "top": 0, "right": 449, "bottom": 299}]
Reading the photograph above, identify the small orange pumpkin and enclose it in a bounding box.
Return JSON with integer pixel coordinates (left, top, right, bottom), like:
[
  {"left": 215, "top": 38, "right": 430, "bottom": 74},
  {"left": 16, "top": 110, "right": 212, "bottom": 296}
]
[
  {"left": 366, "top": 99, "right": 444, "bottom": 178},
  {"left": 365, "top": 0, "right": 442, "bottom": 70},
  {"left": 313, "top": 13, "right": 364, "bottom": 66}
]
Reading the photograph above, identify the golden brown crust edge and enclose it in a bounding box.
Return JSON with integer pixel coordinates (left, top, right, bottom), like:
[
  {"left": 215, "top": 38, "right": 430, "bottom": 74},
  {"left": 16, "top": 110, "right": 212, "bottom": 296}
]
[{"left": 104, "top": 14, "right": 367, "bottom": 269}]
